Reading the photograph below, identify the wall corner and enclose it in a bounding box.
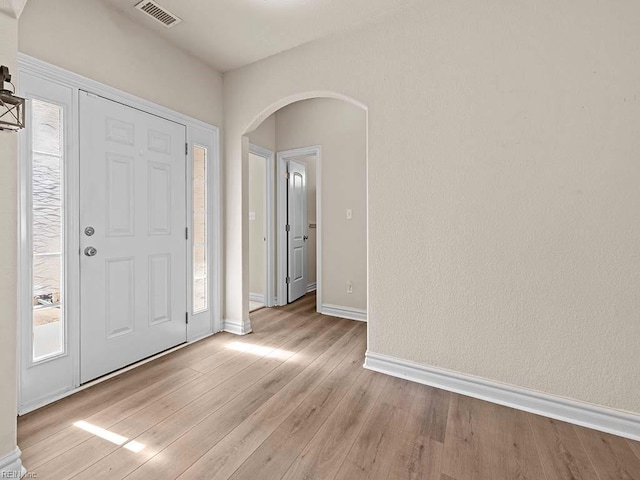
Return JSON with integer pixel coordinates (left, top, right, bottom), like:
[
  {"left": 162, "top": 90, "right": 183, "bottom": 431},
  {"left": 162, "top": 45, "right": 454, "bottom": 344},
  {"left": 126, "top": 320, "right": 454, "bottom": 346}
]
[{"left": 0, "top": 447, "right": 26, "bottom": 479}]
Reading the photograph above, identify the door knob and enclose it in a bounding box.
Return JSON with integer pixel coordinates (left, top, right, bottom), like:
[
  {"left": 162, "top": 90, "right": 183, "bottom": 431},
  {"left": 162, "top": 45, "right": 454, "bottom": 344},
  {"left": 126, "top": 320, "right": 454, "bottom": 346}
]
[
  {"left": 84, "top": 246, "right": 98, "bottom": 257},
  {"left": 303, "top": 235, "right": 309, "bottom": 241}
]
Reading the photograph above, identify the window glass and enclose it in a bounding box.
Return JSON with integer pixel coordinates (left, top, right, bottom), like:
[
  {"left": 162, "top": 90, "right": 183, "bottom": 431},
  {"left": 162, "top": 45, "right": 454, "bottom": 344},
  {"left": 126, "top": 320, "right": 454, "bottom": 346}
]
[
  {"left": 31, "top": 99, "right": 65, "bottom": 361},
  {"left": 193, "top": 145, "right": 208, "bottom": 313}
]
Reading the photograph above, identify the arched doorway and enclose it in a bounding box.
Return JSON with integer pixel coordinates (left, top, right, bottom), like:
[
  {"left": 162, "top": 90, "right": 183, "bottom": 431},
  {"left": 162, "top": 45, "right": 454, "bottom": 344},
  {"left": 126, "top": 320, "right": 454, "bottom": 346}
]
[{"left": 240, "top": 93, "right": 369, "bottom": 336}]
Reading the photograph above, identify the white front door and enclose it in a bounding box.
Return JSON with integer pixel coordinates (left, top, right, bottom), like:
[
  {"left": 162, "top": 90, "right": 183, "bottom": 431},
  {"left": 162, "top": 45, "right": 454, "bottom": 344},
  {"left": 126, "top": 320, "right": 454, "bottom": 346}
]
[
  {"left": 287, "top": 160, "right": 308, "bottom": 303},
  {"left": 79, "top": 92, "right": 187, "bottom": 383}
]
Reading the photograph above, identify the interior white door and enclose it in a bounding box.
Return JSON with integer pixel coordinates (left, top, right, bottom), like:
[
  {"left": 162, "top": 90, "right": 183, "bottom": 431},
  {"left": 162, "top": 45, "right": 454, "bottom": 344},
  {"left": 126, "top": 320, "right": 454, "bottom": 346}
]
[
  {"left": 287, "top": 160, "right": 307, "bottom": 303},
  {"left": 79, "top": 92, "right": 187, "bottom": 383}
]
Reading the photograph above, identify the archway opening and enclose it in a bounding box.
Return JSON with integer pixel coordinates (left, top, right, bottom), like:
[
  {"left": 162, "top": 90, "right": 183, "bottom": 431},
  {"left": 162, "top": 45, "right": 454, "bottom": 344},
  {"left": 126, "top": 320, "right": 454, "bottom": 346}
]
[{"left": 242, "top": 93, "right": 369, "bottom": 333}]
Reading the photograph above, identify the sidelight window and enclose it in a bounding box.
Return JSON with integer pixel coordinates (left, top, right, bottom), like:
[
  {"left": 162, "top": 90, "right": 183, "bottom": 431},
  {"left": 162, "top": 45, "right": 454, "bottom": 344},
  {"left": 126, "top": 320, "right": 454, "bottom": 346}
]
[
  {"left": 31, "top": 99, "right": 65, "bottom": 362},
  {"left": 193, "top": 145, "right": 208, "bottom": 313}
]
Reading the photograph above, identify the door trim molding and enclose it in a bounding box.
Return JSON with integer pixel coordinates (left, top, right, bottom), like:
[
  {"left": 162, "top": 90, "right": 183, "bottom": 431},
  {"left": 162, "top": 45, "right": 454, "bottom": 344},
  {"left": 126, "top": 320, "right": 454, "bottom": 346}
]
[
  {"left": 17, "top": 54, "right": 217, "bottom": 131},
  {"left": 17, "top": 53, "right": 222, "bottom": 413},
  {"left": 249, "top": 144, "right": 275, "bottom": 307},
  {"left": 364, "top": 351, "right": 640, "bottom": 441},
  {"left": 276, "top": 146, "right": 321, "bottom": 309}
]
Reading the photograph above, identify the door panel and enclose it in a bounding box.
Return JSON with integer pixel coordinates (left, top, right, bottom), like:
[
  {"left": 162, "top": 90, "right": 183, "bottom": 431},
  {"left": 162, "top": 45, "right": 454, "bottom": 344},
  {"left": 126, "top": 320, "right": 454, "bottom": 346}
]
[
  {"left": 148, "top": 161, "right": 172, "bottom": 234},
  {"left": 149, "top": 253, "right": 172, "bottom": 325},
  {"left": 79, "top": 92, "right": 187, "bottom": 383},
  {"left": 105, "top": 257, "right": 135, "bottom": 338},
  {"left": 287, "top": 160, "right": 307, "bottom": 302},
  {"left": 105, "top": 153, "right": 135, "bottom": 235}
]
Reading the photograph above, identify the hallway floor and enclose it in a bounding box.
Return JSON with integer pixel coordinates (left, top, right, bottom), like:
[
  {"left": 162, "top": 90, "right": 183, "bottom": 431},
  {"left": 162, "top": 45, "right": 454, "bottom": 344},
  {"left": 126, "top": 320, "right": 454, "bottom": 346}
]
[{"left": 18, "top": 293, "right": 640, "bottom": 479}]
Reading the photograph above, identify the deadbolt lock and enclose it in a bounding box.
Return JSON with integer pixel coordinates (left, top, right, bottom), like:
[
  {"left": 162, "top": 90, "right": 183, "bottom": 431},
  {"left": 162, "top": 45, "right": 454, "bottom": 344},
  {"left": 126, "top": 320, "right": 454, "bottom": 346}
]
[{"left": 84, "top": 226, "right": 95, "bottom": 236}]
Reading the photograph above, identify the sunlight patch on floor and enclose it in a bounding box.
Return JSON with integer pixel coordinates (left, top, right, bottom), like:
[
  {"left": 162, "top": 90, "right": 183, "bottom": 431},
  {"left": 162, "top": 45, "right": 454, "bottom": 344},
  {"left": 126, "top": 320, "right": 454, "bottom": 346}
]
[
  {"left": 73, "top": 421, "right": 127, "bottom": 445},
  {"left": 73, "top": 420, "right": 146, "bottom": 452},
  {"left": 123, "top": 440, "right": 146, "bottom": 453},
  {"left": 226, "top": 341, "right": 292, "bottom": 360}
]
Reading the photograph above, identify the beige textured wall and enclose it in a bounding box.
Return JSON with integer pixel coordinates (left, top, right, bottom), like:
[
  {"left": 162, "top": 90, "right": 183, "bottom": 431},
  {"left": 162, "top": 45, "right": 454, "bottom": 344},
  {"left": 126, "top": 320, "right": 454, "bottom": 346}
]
[
  {"left": 18, "top": 0, "right": 223, "bottom": 126},
  {"left": 0, "top": 10, "right": 18, "bottom": 458},
  {"left": 276, "top": 99, "right": 366, "bottom": 309},
  {"left": 248, "top": 115, "right": 276, "bottom": 152},
  {"left": 224, "top": 0, "right": 640, "bottom": 413},
  {"left": 248, "top": 153, "right": 266, "bottom": 296},
  {"left": 247, "top": 116, "right": 276, "bottom": 302}
]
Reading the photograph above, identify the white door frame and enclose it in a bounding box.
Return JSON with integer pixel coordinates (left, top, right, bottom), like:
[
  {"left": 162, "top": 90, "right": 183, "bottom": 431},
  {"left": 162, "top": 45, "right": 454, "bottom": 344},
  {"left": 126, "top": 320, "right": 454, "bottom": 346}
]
[
  {"left": 276, "top": 146, "right": 321, "bottom": 309},
  {"left": 249, "top": 144, "right": 275, "bottom": 307},
  {"left": 17, "top": 54, "right": 222, "bottom": 413},
  {"left": 188, "top": 125, "right": 219, "bottom": 341},
  {"left": 18, "top": 69, "right": 80, "bottom": 408}
]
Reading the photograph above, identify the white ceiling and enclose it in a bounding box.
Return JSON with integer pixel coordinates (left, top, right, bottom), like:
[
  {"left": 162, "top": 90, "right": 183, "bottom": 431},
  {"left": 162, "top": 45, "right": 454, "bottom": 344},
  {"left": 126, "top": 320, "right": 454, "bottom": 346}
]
[{"left": 102, "top": 0, "right": 416, "bottom": 72}]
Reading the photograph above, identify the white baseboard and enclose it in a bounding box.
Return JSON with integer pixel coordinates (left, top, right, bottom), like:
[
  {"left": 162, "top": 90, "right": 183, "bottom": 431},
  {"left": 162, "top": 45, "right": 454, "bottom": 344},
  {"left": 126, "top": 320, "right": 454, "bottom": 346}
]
[
  {"left": 249, "top": 293, "right": 265, "bottom": 303},
  {"left": 0, "top": 447, "right": 25, "bottom": 479},
  {"left": 364, "top": 351, "right": 640, "bottom": 441},
  {"left": 224, "top": 318, "right": 253, "bottom": 335},
  {"left": 320, "top": 304, "right": 367, "bottom": 322},
  {"left": 306, "top": 282, "right": 317, "bottom": 293}
]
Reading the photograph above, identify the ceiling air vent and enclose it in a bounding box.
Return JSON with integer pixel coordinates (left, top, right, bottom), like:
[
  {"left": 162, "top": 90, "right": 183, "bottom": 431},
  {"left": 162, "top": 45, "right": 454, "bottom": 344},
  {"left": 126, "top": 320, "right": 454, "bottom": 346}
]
[{"left": 135, "top": 1, "right": 182, "bottom": 28}]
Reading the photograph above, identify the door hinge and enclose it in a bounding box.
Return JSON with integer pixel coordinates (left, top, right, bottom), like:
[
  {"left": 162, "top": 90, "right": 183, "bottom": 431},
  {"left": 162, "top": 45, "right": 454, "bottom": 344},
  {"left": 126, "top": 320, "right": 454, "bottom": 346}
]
[
  {"left": 286, "top": 276, "right": 291, "bottom": 284},
  {"left": 185, "top": 143, "right": 188, "bottom": 155},
  {"left": 185, "top": 227, "right": 189, "bottom": 240},
  {"left": 186, "top": 312, "right": 189, "bottom": 324},
  {"left": 285, "top": 224, "right": 290, "bottom": 232},
  {"left": 285, "top": 171, "right": 290, "bottom": 180}
]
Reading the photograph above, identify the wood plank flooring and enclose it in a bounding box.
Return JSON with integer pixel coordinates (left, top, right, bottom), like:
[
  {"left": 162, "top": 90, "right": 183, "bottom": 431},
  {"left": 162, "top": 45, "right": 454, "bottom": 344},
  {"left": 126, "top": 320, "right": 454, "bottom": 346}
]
[{"left": 18, "top": 293, "right": 640, "bottom": 480}]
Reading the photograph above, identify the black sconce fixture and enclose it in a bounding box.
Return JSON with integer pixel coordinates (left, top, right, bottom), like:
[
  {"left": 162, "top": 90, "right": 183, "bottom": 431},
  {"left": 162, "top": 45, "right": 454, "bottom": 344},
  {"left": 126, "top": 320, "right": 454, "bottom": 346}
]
[{"left": 0, "top": 65, "right": 26, "bottom": 132}]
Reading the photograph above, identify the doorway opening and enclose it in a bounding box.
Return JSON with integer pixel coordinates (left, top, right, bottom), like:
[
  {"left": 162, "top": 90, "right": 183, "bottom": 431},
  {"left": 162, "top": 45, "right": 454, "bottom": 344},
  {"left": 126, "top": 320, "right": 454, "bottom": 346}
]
[
  {"left": 248, "top": 144, "right": 274, "bottom": 312},
  {"left": 245, "top": 97, "right": 367, "bottom": 323},
  {"left": 277, "top": 147, "right": 319, "bottom": 306},
  {"left": 17, "top": 58, "right": 221, "bottom": 413}
]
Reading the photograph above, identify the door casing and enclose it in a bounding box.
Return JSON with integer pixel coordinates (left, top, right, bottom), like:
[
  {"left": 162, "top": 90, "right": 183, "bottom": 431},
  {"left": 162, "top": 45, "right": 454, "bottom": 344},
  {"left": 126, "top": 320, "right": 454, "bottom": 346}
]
[
  {"left": 249, "top": 144, "right": 275, "bottom": 307},
  {"left": 276, "top": 146, "right": 321, "bottom": 309},
  {"left": 17, "top": 54, "right": 221, "bottom": 414}
]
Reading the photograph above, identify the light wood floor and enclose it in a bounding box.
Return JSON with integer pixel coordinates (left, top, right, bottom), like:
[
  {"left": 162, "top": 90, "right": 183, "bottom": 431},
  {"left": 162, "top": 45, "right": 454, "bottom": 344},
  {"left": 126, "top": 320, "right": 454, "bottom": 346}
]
[{"left": 18, "top": 293, "right": 640, "bottom": 480}]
